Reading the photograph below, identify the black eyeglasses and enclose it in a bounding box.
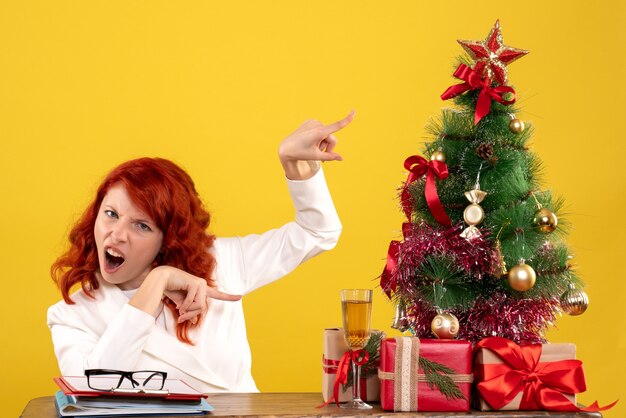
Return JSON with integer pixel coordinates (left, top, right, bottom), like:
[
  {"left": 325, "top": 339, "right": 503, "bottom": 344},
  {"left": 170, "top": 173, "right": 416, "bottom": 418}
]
[{"left": 85, "top": 369, "right": 168, "bottom": 394}]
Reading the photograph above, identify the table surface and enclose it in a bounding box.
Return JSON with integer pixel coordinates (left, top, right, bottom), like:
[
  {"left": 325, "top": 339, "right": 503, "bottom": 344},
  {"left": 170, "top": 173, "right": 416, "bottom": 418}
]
[{"left": 20, "top": 392, "right": 603, "bottom": 418}]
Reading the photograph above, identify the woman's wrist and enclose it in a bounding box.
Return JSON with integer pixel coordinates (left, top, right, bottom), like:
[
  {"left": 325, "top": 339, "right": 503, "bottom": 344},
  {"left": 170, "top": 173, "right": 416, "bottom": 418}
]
[
  {"left": 280, "top": 159, "right": 320, "bottom": 180},
  {"left": 129, "top": 268, "right": 168, "bottom": 317}
]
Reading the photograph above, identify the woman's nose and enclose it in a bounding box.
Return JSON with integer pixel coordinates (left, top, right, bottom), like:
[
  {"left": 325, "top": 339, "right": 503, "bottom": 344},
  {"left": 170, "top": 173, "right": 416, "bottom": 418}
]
[{"left": 110, "top": 222, "right": 129, "bottom": 243}]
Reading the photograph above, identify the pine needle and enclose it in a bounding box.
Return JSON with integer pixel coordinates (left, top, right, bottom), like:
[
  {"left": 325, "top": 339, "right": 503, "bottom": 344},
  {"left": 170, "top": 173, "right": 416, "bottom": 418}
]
[{"left": 418, "top": 357, "right": 467, "bottom": 401}]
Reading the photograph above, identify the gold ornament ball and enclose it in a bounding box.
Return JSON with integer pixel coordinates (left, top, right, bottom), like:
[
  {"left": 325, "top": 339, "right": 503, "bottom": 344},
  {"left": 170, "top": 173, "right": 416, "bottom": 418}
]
[
  {"left": 430, "top": 150, "right": 446, "bottom": 162},
  {"left": 533, "top": 207, "right": 558, "bottom": 233},
  {"left": 431, "top": 312, "right": 459, "bottom": 339},
  {"left": 560, "top": 287, "right": 589, "bottom": 316},
  {"left": 509, "top": 118, "right": 525, "bottom": 134},
  {"left": 507, "top": 263, "right": 536, "bottom": 291}
]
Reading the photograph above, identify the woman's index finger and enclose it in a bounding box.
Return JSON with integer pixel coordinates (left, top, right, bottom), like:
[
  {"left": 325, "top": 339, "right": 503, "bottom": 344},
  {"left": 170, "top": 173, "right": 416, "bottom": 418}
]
[{"left": 322, "top": 110, "right": 355, "bottom": 135}]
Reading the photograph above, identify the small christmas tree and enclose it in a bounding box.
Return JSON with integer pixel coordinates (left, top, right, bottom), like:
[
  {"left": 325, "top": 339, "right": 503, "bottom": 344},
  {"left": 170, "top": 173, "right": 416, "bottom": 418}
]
[{"left": 382, "top": 20, "right": 589, "bottom": 344}]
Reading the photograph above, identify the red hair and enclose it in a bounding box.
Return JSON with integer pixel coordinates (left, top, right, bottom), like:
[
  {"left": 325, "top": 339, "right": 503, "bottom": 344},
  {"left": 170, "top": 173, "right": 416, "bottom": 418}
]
[{"left": 51, "top": 157, "right": 216, "bottom": 344}]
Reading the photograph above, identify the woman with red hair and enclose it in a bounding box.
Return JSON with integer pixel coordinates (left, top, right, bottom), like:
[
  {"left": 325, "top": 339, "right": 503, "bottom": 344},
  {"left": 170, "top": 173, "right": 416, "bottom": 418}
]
[{"left": 48, "top": 112, "right": 352, "bottom": 393}]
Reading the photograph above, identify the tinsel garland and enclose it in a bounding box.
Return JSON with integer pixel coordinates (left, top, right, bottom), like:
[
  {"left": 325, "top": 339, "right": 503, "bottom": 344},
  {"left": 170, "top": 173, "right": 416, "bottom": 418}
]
[
  {"left": 458, "top": 293, "right": 559, "bottom": 344},
  {"left": 405, "top": 293, "right": 559, "bottom": 344},
  {"left": 392, "top": 222, "right": 497, "bottom": 294},
  {"left": 392, "top": 222, "right": 560, "bottom": 344}
]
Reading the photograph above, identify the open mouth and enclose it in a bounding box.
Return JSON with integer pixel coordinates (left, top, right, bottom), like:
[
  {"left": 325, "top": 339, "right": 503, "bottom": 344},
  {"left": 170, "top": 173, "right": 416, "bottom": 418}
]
[{"left": 105, "top": 247, "right": 125, "bottom": 271}]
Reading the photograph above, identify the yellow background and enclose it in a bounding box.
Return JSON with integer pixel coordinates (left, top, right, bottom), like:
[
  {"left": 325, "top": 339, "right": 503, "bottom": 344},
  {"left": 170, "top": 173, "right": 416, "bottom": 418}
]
[{"left": 1, "top": 1, "right": 624, "bottom": 416}]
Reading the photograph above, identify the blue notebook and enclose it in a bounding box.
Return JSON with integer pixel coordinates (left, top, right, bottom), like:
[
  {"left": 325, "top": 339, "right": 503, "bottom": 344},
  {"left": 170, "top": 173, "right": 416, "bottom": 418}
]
[{"left": 55, "top": 390, "right": 213, "bottom": 417}]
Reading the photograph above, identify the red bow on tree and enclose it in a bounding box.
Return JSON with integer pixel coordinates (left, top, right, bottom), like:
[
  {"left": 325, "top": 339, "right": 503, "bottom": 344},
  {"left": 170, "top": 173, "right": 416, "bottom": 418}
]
[
  {"left": 384, "top": 156, "right": 451, "bottom": 300},
  {"left": 475, "top": 337, "right": 617, "bottom": 412},
  {"left": 441, "top": 64, "right": 516, "bottom": 125},
  {"left": 400, "top": 155, "right": 451, "bottom": 227},
  {"left": 380, "top": 222, "right": 412, "bottom": 298}
]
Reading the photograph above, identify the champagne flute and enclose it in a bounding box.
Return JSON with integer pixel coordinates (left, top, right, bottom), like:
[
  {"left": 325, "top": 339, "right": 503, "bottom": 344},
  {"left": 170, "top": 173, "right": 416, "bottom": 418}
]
[{"left": 340, "top": 289, "right": 373, "bottom": 409}]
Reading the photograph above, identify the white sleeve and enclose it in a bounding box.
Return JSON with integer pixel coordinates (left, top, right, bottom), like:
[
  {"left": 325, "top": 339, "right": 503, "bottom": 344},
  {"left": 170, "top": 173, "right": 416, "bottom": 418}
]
[
  {"left": 216, "top": 168, "right": 342, "bottom": 295},
  {"left": 47, "top": 302, "right": 155, "bottom": 375}
]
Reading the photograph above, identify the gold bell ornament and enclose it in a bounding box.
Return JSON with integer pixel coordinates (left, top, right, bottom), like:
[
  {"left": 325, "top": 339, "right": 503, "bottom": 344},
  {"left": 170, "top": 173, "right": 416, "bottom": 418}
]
[
  {"left": 492, "top": 240, "right": 508, "bottom": 277},
  {"left": 431, "top": 309, "right": 460, "bottom": 339},
  {"left": 492, "top": 221, "right": 511, "bottom": 277},
  {"left": 560, "top": 283, "right": 589, "bottom": 316},
  {"left": 507, "top": 260, "right": 536, "bottom": 291},
  {"left": 390, "top": 299, "right": 410, "bottom": 332}
]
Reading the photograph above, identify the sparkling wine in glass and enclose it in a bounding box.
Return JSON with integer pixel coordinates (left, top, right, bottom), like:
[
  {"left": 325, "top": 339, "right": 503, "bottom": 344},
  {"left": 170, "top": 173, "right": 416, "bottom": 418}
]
[{"left": 340, "top": 289, "right": 373, "bottom": 409}]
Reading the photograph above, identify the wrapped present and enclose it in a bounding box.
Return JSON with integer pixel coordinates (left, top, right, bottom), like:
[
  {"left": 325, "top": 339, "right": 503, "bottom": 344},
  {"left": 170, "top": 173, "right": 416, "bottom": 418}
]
[
  {"left": 321, "top": 328, "right": 382, "bottom": 404},
  {"left": 474, "top": 337, "right": 617, "bottom": 412},
  {"left": 378, "top": 337, "right": 472, "bottom": 412}
]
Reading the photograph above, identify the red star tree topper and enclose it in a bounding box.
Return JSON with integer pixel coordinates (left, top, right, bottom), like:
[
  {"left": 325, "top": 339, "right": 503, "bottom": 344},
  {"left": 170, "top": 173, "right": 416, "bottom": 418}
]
[{"left": 458, "top": 20, "right": 528, "bottom": 85}]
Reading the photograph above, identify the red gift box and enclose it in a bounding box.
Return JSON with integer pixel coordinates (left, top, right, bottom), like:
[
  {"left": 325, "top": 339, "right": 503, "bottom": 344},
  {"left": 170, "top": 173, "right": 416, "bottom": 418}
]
[
  {"left": 378, "top": 337, "right": 472, "bottom": 412},
  {"left": 474, "top": 337, "right": 577, "bottom": 411}
]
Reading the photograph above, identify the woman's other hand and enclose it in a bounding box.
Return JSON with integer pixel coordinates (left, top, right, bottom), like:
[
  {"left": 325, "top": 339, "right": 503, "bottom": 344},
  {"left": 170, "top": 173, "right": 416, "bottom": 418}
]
[
  {"left": 278, "top": 110, "right": 354, "bottom": 180},
  {"left": 129, "top": 265, "right": 241, "bottom": 323}
]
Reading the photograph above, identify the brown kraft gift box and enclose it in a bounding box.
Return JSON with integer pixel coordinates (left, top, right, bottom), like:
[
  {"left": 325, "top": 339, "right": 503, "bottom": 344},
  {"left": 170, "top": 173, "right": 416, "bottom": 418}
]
[{"left": 321, "top": 328, "right": 381, "bottom": 403}]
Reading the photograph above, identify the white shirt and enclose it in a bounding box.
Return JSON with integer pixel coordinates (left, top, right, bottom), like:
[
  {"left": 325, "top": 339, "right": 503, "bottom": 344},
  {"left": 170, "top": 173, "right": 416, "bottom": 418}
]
[{"left": 47, "top": 168, "right": 341, "bottom": 393}]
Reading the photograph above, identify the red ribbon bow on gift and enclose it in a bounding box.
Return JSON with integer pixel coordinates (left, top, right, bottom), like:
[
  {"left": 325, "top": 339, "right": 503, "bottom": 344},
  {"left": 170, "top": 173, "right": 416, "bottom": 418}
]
[
  {"left": 475, "top": 337, "right": 617, "bottom": 412},
  {"left": 319, "top": 349, "right": 369, "bottom": 408},
  {"left": 441, "top": 64, "right": 516, "bottom": 125},
  {"left": 400, "top": 155, "right": 451, "bottom": 227}
]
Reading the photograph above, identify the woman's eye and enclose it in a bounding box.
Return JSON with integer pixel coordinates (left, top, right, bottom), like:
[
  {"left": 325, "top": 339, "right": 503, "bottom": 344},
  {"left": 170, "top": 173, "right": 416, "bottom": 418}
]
[
  {"left": 137, "top": 222, "right": 152, "bottom": 232},
  {"left": 104, "top": 210, "right": 118, "bottom": 219}
]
